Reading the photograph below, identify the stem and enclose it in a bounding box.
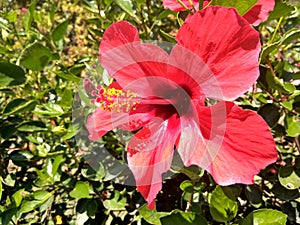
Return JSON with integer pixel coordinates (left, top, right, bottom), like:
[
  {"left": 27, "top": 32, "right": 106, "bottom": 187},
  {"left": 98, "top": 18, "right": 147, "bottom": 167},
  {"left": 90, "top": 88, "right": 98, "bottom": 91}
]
[
  {"left": 97, "top": 0, "right": 101, "bottom": 15},
  {"left": 267, "top": 57, "right": 276, "bottom": 77},
  {"left": 186, "top": 192, "right": 193, "bottom": 212},
  {"left": 46, "top": 151, "right": 65, "bottom": 156},
  {"left": 179, "top": 167, "right": 201, "bottom": 182},
  {"left": 12, "top": 23, "right": 23, "bottom": 49},
  {"left": 270, "top": 17, "right": 283, "bottom": 43},
  {"left": 187, "top": 0, "right": 197, "bottom": 12},
  {"left": 176, "top": 0, "right": 193, "bottom": 14},
  {"left": 198, "top": 0, "right": 203, "bottom": 10},
  {"left": 295, "top": 137, "right": 300, "bottom": 154}
]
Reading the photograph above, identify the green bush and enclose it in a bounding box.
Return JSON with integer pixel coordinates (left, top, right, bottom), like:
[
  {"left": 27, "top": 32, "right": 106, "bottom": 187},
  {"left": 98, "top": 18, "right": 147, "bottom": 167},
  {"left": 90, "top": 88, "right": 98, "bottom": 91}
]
[{"left": 0, "top": 0, "right": 299, "bottom": 224}]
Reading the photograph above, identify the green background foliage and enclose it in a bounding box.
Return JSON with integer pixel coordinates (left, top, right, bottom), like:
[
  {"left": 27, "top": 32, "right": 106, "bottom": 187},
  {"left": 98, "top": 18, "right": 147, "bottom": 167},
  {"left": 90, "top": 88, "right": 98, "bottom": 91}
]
[{"left": 0, "top": 0, "right": 299, "bottom": 224}]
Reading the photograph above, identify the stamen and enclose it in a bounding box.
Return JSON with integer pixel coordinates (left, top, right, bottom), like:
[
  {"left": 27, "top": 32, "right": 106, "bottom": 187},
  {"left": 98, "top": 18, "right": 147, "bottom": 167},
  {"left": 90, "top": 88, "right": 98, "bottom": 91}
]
[{"left": 90, "top": 86, "right": 140, "bottom": 113}]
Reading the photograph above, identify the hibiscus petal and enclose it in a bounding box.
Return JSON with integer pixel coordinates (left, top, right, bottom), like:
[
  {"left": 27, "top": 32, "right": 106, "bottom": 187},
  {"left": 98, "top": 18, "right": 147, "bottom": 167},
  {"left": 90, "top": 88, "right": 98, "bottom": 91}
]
[
  {"left": 176, "top": 6, "right": 261, "bottom": 101},
  {"left": 163, "top": 0, "right": 274, "bottom": 26},
  {"left": 195, "top": 102, "right": 277, "bottom": 185},
  {"left": 119, "top": 104, "right": 157, "bottom": 131},
  {"left": 99, "top": 22, "right": 169, "bottom": 88},
  {"left": 243, "top": 0, "right": 275, "bottom": 26},
  {"left": 176, "top": 117, "right": 206, "bottom": 166},
  {"left": 169, "top": 45, "right": 217, "bottom": 101},
  {"left": 86, "top": 108, "right": 127, "bottom": 141},
  {"left": 163, "top": 0, "right": 210, "bottom": 11},
  {"left": 100, "top": 21, "right": 139, "bottom": 57},
  {"left": 86, "top": 106, "right": 156, "bottom": 141},
  {"left": 176, "top": 101, "right": 227, "bottom": 169},
  {"left": 127, "top": 116, "right": 180, "bottom": 208},
  {"left": 163, "top": 0, "right": 199, "bottom": 11}
]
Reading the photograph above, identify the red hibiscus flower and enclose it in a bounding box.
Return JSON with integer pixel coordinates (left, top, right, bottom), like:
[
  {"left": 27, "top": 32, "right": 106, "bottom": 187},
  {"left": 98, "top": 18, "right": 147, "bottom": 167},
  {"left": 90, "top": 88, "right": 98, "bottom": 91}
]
[
  {"left": 163, "top": 0, "right": 275, "bottom": 26},
  {"left": 163, "top": 0, "right": 209, "bottom": 11},
  {"left": 86, "top": 6, "right": 277, "bottom": 209},
  {"left": 243, "top": 0, "right": 275, "bottom": 26}
]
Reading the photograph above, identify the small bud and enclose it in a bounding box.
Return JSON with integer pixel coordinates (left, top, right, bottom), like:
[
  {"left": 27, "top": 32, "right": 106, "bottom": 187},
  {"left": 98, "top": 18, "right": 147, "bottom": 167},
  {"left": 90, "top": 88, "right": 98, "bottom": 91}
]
[
  {"left": 83, "top": 78, "right": 95, "bottom": 96},
  {"left": 21, "top": 8, "right": 27, "bottom": 13}
]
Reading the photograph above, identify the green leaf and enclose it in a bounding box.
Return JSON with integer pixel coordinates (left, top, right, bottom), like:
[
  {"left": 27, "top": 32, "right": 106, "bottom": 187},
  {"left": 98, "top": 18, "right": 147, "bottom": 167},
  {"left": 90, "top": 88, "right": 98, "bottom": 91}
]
[
  {"left": 103, "top": 190, "right": 126, "bottom": 210},
  {"left": 52, "top": 126, "right": 67, "bottom": 136},
  {"left": 0, "top": 124, "right": 17, "bottom": 139},
  {"left": 69, "top": 181, "right": 91, "bottom": 199},
  {"left": 61, "top": 124, "right": 80, "bottom": 140},
  {"left": 267, "top": 0, "right": 295, "bottom": 21},
  {"left": 3, "top": 174, "right": 16, "bottom": 187},
  {"left": 20, "top": 200, "right": 42, "bottom": 213},
  {"left": 258, "top": 104, "right": 280, "bottom": 128},
  {"left": 271, "top": 182, "right": 300, "bottom": 200},
  {"left": 45, "top": 158, "right": 54, "bottom": 177},
  {"left": 160, "top": 210, "right": 208, "bottom": 225},
  {"left": 283, "top": 82, "right": 296, "bottom": 93},
  {"left": 52, "top": 20, "right": 69, "bottom": 41},
  {"left": 1, "top": 208, "right": 18, "bottom": 225},
  {"left": 280, "top": 101, "right": 293, "bottom": 111},
  {"left": 222, "top": 185, "right": 242, "bottom": 199},
  {"left": 81, "top": 164, "right": 105, "bottom": 181},
  {"left": 0, "top": 72, "right": 14, "bottom": 85},
  {"left": 49, "top": 3, "right": 56, "bottom": 23},
  {"left": 35, "top": 169, "right": 53, "bottom": 186},
  {"left": 157, "top": 10, "right": 176, "bottom": 20},
  {"left": 286, "top": 120, "right": 300, "bottom": 137},
  {"left": 294, "top": 72, "right": 300, "bottom": 80},
  {"left": 20, "top": 42, "right": 52, "bottom": 71},
  {"left": 68, "top": 63, "right": 86, "bottom": 76},
  {"left": 209, "top": 186, "right": 238, "bottom": 222},
  {"left": 209, "top": 0, "right": 258, "bottom": 15},
  {"left": 135, "top": 0, "right": 146, "bottom": 8},
  {"left": 0, "top": 61, "right": 26, "bottom": 86},
  {"left": 5, "top": 11, "right": 17, "bottom": 23},
  {"left": 23, "top": 1, "right": 36, "bottom": 33},
  {"left": 33, "top": 190, "right": 52, "bottom": 202},
  {"left": 39, "top": 195, "right": 54, "bottom": 212},
  {"left": 139, "top": 204, "right": 169, "bottom": 225},
  {"left": 3, "top": 98, "right": 25, "bottom": 113},
  {"left": 114, "top": 0, "right": 135, "bottom": 16},
  {"left": 179, "top": 180, "right": 194, "bottom": 193},
  {"left": 54, "top": 71, "right": 81, "bottom": 83},
  {"left": 265, "top": 71, "right": 288, "bottom": 93},
  {"left": 260, "top": 42, "right": 280, "bottom": 63},
  {"left": 61, "top": 88, "right": 73, "bottom": 108},
  {"left": 10, "top": 151, "right": 34, "bottom": 165},
  {"left": 12, "top": 189, "right": 25, "bottom": 207},
  {"left": 17, "top": 121, "right": 47, "bottom": 132},
  {"left": 84, "top": 199, "right": 98, "bottom": 217},
  {"left": 86, "top": 18, "right": 102, "bottom": 26},
  {"left": 52, "top": 155, "right": 65, "bottom": 176},
  {"left": 279, "top": 166, "right": 300, "bottom": 190},
  {"left": 33, "top": 103, "right": 64, "bottom": 117},
  {"left": 104, "top": 0, "right": 114, "bottom": 6},
  {"left": 0, "top": 47, "right": 13, "bottom": 56},
  {"left": 281, "top": 28, "right": 300, "bottom": 45},
  {"left": 242, "top": 209, "right": 287, "bottom": 225},
  {"left": 245, "top": 186, "right": 262, "bottom": 208},
  {"left": 159, "top": 30, "right": 176, "bottom": 43},
  {"left": 3, "top": 99, "right": 36, "bottom": 116}
]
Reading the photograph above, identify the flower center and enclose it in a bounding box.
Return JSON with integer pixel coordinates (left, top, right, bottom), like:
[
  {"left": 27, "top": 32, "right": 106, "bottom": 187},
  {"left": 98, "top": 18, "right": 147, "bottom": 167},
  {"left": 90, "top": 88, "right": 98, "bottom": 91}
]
[{"left": 90, "top": 86, "right": 140, "bottom": 113}]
